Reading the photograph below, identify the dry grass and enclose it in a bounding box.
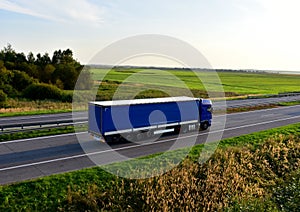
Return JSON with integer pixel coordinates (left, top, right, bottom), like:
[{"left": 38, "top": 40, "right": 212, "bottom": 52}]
[
  {"left": 66, "top": 134, "right": 300, "bottom": 211},
  {"left": 0, "top": 98, "right": 72, "bottom": 115}
]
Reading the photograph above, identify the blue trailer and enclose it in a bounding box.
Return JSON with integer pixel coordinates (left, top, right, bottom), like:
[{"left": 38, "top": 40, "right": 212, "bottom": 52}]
[{"left": 88, "top": 96, "right": 212, "bottom": 142}]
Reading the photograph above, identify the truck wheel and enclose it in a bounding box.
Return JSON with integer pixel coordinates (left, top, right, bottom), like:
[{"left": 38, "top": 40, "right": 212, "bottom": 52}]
[
  {"left": 105, "top": 135, "right": 120, "bottom": 142},
  {"left": 200, "top": 122, "right": 209, "bottom": 130},
  {"left": 124, "top": 134, "right": 134, "bottom": 142},
  {"left": 104, "top": 135, "right": 113, "bottom": 142},
  {"left": 136, "top": 132, "right": 144, "bottom": 140},
  {"left": 174, "top": 126, "right": 181, "bottom": 134}
]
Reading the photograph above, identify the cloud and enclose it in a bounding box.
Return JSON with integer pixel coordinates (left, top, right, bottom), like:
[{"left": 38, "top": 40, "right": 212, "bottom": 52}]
[{"left": 0, "top": 0, "right": 104, "bottom": 24}]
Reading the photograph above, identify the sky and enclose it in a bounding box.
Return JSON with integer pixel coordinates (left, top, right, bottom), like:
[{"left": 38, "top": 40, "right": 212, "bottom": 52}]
[{"left": 0, "top": 0, "right": 300, "bottom": 71}]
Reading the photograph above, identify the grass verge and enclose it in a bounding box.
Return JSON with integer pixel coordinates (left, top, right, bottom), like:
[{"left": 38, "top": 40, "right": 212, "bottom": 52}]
[
  {"left": 0, "top": 98, "right": 73, "bottom": 117},
  {"left": 0, "top": 109, "right": 72, "bottom": 117},
  {"left": 222, "top": 101, "right": 300, "bottom": 114},
  {"left": 278, "top": 100, "right": 300, "bottom": 107},
  {"left": 0, "top": 123, "right": 299, "bottom": 211}
]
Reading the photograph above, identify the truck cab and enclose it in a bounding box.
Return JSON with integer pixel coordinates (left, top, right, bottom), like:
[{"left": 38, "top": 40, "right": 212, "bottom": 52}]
[{"left": 199, "top": 99, "right": 212, "bottom": 130}]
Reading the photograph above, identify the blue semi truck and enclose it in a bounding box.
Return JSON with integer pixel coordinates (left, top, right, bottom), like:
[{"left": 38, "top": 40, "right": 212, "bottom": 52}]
[{"left": 88, "top": 96, "right": 212, "bottom": 142}]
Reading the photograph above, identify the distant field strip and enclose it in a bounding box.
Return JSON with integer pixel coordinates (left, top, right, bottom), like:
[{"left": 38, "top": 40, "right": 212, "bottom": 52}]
[{"left": 91, "top": 68, "right": 300, "bottom": 96}]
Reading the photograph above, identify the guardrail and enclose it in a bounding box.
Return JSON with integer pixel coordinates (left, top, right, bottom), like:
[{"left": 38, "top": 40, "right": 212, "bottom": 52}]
[{"left": 0, "top": 119, "right": 87, "bottom": 135}]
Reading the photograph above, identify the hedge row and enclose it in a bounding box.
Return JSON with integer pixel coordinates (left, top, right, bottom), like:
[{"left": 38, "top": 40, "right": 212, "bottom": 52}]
[{"left": 23, "top": 83, "right": 72, "bottom": 102}]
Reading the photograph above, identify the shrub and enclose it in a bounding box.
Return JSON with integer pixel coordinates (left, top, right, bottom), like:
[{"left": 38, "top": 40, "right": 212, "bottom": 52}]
[
  {"left": 0, "top": 84, "right": 18, "bottom": 97},
  {"left": 273, "top": 170, "right": 300, "bottom": 211},
  {"left": 23, "top": 83, "right": 62, "bottom": 101},
  {"left": 65, "top": 134, "right": 300, "bottom": 211},
  {"left": 60, "top": 91, "right": 73, "bottom": 103},
  {"left": 11, "top": 70, "right": 35, "bottom": 91}
]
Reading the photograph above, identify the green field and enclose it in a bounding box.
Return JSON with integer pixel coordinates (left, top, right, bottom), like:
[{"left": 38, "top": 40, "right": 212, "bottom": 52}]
[{"left": 92, "top": 68, "right": 300, "bottom": 98}]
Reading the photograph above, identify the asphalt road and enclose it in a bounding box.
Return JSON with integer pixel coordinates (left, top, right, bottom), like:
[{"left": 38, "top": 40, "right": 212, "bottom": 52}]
[
  {"left": 0, "top": 105, "right": 299, "bottom": 184},
  {"left": 0, "top": 95, "right": 299, "bottom": 128}
]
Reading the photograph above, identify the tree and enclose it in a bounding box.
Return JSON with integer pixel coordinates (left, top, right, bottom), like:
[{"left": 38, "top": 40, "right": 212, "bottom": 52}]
[
  {"left": 0, "top": 68, "right": 13, "bottom": 87},
  {"left": 27, "top": 52, "right": 35, "bottom": 63},
  {"left": 15, "top": 52, "right": 27, "bottom": 63},
  {"left": 0, "top": 89, "right": 7, "bottom": 107},
  {"left": 0, "top": 68, "right": 17, "bottom": 96},
  {"left": 24, "top": 63, "right": 39, "bottom": 79},
  {"left": 52, "top": 48, "right": 77, "bottom": 64},
  {"left": 52, "top": 49, "right": 62, "bottom": 64},
  {"left": 35, "top": 53, "right": 51, "bottom": 67},
  {"left": 11, "top": 70, "right": 35, "bottom": 92},
  {"left": 53, "top": 63, "right": 78, "bottom": 90},
  {"left": 2, "top": 44, "right": 16, "bottom": 62},
  {"left": 0, "top": 44, "right": 17, "bottom": 70},
  {"left": 41, "top": 64, "right": 55, "bottom": 83},
  {"left": 51, "top": 48, "right": 88, "bottom": 90},
  {"left": 0, "top": 45, "right": 92, "bottom": 94},
  {"left": 0, "top": 60, "right": 5, "bottom": 71}
]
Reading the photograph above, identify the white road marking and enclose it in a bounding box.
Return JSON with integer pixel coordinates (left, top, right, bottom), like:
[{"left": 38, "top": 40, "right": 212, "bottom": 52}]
[
  {"left": 0, "top": 115, "right": 299, "bottom": 172},
  {"left": 261, "top": 114, "right": 275, "bottom": 118}
]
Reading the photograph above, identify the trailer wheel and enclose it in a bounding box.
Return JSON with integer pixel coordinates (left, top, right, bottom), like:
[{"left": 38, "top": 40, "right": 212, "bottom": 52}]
[
  {"left": 146, "top": 130, "right": 153, "bottom": 138},
  {"left": 200, "top": 122, "right": 209, "bottom": 130},
  {"left": 181, "top": 125, "right": 188, "bottom": 134}
]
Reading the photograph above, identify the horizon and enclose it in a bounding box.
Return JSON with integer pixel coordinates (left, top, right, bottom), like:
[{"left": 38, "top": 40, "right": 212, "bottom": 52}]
[
  {"left": 1, "top": 0, "right": 300, "bottom": 72},
  {"left": 87, "top": 64, "right": 300, "bottom": 75}
]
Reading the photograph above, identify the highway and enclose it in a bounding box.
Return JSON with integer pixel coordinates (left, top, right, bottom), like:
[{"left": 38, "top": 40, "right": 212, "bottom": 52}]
[
  {"left": 0, "top": 95, "right": 299, "bottom": 129},
  {"left": 0, "top": 105, "right": 299, "bottom": 184}
]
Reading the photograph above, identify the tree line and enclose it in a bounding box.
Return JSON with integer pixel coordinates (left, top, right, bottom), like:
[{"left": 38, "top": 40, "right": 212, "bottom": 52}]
[{"left": 0, "top": 44, "right": 92, "bottom": 106}]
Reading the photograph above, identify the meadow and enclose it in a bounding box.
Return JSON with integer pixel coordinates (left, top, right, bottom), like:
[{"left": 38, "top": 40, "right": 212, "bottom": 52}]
[{"left": 92, "top": 68, "right": 300, "bottom": 97}]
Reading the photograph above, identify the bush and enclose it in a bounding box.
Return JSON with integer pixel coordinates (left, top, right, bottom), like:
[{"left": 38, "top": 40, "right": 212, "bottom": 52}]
[
  {"left": 0, "top": 84, "right": 18, "bottom": 97},
  {"left": 60, "top": 91, "right": 73, "bottom": 102},
  {"left": 0, "top": 89, "right": 7, "bottom": 107},
  {"left": 65, "top": 134, "right": 300, "bottom": 211},
  {"left": 273, "top": 170, "right": 300, "bottom": 211},
  {"left": 23, "top": 83, "right": 63, "bottom": 101},
  {"left": 11, "top": 70, "right": 35, "bottom": 92}
]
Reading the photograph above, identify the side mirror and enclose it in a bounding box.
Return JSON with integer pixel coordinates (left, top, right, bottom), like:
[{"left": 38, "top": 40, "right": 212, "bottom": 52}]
[{"left": 207, "top": 107, "right": 213, "bottom": 113}]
